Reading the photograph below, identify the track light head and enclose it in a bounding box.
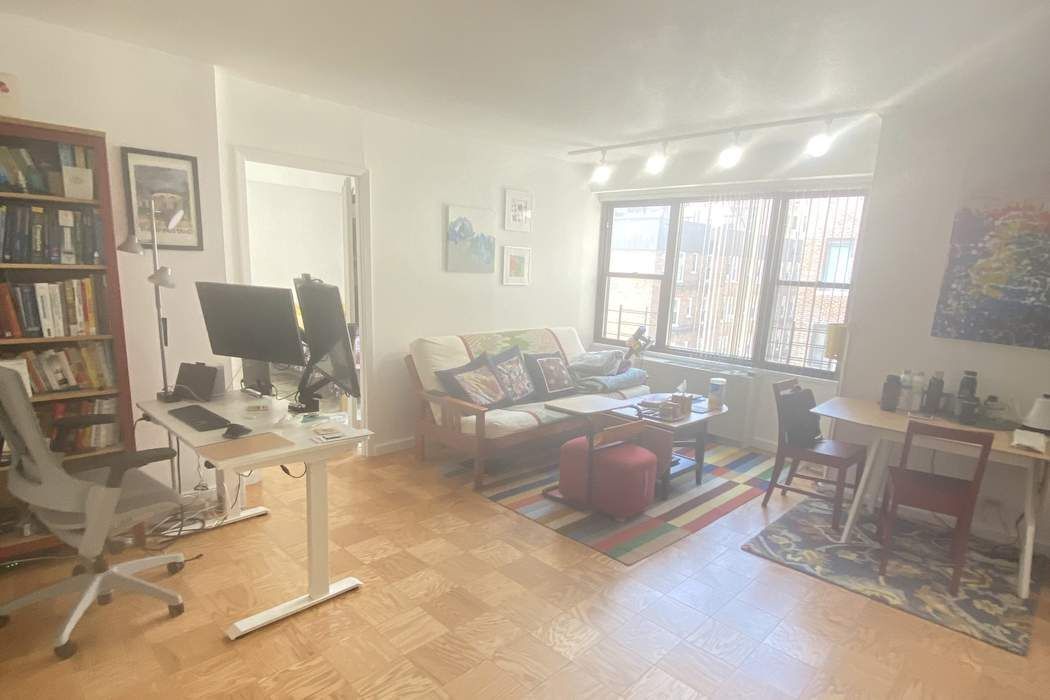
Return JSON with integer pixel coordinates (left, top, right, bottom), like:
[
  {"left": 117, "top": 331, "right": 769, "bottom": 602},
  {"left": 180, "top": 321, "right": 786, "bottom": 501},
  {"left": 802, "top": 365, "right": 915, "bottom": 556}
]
[
  {"left": 805, "top": 122, "right": 834, "bottom": 157},
  {"left": 717, "top": 143, "right": 743, "bottom": 169},
  {"left": 591, "top": 150, "right": 612, "bottom": 184},
  {"left": 645, "top": 144, "right": 668, "bottom": 175}
]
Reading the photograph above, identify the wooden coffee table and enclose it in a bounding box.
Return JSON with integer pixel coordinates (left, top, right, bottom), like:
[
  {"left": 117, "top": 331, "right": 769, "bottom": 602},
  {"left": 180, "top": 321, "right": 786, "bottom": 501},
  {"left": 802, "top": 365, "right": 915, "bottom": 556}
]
[{"left": 609, "top": 394, "right": 729, "bottom": 499}]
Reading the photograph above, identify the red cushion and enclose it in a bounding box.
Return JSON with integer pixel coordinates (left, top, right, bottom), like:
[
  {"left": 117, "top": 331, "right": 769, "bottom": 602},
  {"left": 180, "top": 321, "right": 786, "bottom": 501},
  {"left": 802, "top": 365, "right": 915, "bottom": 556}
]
[{"left": 558, "top": 436, "right": 658, "bottom": 518}]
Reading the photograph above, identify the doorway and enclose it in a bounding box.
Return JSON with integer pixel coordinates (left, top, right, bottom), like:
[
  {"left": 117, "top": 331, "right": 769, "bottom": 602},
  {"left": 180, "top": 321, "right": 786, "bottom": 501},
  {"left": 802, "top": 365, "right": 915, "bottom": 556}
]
[{"left": 236, "top": 155, "right": 368, "bottom": 431}]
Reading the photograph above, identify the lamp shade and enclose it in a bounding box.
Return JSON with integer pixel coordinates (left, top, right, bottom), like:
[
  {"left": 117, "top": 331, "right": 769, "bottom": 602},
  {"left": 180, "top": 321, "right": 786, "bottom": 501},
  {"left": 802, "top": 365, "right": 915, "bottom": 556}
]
[
  {"left": 824, "top": 323, "right": 848, "bottom": 360},
  {"left": 147, "top": 266, "right": 176, "bottom": 289},
  {"left": 117, "top": 234, "right": 144, "bottom": 255},
  {"left": 1023, "top": 394, "right": 1050, "bottom": 434}
]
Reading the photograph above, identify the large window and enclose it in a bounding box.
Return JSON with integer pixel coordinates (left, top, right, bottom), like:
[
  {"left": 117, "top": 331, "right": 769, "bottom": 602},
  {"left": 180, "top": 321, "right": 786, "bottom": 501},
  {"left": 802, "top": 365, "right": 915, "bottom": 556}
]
[{"left": 595, "top": 192, "right": 866, "bottom": 377}]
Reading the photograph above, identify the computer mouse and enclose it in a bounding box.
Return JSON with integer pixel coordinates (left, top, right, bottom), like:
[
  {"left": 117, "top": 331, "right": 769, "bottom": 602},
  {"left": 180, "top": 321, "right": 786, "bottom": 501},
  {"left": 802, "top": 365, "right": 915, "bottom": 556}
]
[{"left": 223, "top": 423, "right": 252, "bottom": 439}]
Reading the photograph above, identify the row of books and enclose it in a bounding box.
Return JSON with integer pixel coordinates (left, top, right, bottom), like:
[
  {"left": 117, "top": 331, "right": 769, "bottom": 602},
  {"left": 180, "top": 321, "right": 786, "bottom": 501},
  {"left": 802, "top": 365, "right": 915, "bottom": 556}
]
[
  {"left": 37, "top": 397, "right": 119, "bottom": 454},
  {"left": 0, "top": 203, "right": 104, "bottom": 265},
  {"left": 0, "top": 342, "right": 116, "bottom": 394},
  {"left": 0, "top": 140, "right": 94, "bottom": 197},
  {"left": 0, "top": 278, "right": 108, "bottom": 339}
]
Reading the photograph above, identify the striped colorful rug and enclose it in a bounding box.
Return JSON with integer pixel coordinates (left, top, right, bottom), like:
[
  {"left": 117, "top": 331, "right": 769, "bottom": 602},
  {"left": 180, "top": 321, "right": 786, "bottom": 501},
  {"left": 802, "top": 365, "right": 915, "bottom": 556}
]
[{"left": 476, "top": 442, "right": 775, "bottom": 565}]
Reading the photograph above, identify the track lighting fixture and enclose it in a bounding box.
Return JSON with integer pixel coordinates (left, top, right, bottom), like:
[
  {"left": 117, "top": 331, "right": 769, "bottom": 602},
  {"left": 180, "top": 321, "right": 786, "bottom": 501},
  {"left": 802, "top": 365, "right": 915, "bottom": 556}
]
[
  {"left": 644, "top": 143, "right": 668, "bottom": 175},
  {"left": 805, "top": 122, "right": 834, "bottom": 157},
  {"left": 717, "top": 133, "right": 743, "bottom": 169},
  {"left": 590, "top": 150, "right": 612, "bottom": 184}
]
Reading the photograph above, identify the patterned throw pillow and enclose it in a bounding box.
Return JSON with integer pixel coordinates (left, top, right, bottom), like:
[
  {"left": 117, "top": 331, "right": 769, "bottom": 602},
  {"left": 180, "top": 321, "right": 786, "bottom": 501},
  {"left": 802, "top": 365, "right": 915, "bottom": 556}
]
[
  {"left": 488, "top": 347, "right": 535, "bottom": 404},
  {"left": 434, "top": 356, "right": 509, "bottom": 408},
  {"left": 523, "top": 352, "right": 575, "bottom": 400}
]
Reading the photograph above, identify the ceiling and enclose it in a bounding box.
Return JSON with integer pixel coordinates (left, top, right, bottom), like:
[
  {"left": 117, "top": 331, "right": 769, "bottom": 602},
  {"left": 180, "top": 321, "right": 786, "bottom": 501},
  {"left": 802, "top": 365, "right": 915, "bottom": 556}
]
[{"left": 4, "top": 1, "right": 1049, "bottom": 153}]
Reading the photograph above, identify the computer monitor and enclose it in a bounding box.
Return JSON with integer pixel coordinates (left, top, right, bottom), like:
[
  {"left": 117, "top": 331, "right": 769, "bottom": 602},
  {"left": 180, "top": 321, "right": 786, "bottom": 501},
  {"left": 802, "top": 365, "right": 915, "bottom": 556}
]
[
  {"left": 292, "top": 276, "right": 360, "bottom": 411},
  {"left": 196, "top": 282, "right": 306, "bottom": 366}
]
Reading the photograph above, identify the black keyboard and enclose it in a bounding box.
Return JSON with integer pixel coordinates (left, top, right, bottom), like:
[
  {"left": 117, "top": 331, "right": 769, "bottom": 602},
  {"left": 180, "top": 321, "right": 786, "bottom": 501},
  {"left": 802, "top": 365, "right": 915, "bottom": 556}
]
[{"left": 168, "top": 404, "right": 230, "bottom": 432}]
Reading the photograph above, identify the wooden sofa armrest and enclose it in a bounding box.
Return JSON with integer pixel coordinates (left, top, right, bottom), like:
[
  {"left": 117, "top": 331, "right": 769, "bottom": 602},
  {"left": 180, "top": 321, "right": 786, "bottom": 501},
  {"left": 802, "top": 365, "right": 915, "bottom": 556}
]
[{"left": 421, "top": 391, "right": 489, "bottom": 416}]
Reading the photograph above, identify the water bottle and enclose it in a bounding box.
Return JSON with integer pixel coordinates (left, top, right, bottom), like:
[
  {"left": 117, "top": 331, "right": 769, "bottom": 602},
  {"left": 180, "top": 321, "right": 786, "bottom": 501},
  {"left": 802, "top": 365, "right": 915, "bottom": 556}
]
[
  {"left": 911, "top": 372, "right": 925, "bottom": 412},
  {"left": 900, "top": 370, "right": 913, "bottom": 414}
]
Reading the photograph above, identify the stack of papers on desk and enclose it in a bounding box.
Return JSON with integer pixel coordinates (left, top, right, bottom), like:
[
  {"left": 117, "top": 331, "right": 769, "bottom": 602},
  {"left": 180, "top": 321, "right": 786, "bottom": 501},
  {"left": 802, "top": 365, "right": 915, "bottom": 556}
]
[{"left": 1012, "top": 429, "right": 1048, "bottom": 454}]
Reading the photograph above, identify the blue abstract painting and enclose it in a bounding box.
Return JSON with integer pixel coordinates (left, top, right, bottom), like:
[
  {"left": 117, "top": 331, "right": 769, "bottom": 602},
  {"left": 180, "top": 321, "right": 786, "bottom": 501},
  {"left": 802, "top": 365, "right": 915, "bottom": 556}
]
[{"left": 446, "top": 205, "right": 495, "bottom": 273}]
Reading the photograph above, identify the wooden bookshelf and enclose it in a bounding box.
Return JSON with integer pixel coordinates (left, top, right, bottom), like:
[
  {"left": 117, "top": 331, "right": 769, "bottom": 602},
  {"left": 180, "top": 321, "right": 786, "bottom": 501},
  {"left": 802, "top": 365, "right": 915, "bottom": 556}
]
[
  {"left": 0, "top": 263, "right": 108, "bottom": 271},
  {"left": 0, "top": 191, "right": 100, "bottom": 206},
  {"left": 0, "top": 116, "right": 133, "bottom": 563},
  {"left": 30, "top": 388, "right": 119, "bottom": 404},
  {"left": 0, "top": 334, "right": 114, "bottom": 346}
]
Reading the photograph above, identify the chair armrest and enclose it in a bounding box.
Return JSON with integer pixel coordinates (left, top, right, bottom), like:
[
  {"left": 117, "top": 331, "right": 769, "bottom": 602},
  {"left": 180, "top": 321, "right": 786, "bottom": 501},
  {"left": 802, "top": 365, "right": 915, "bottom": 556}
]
[
  {"left": 67, "top": 447, "right": 177, "bottom": 487},
  {"left": 421, "top": 391, "right": 489, "bottom": 416}
]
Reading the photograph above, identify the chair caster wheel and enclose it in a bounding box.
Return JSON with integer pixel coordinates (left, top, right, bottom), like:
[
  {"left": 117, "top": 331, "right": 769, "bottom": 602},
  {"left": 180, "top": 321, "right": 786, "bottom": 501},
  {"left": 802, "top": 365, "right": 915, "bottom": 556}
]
[
  {"left": 72, "top": 564, "right": 86, "bottom": 577},
  {"left": 97, "top": 592, "right": 113, "bottom": 606},
  {"left": 169, "top": 602, "right": 185, "bottom": 618},
  {"left": 167, "top": 561, "right": 185, "bottom": 575},
  {"left": 0, "top": 615, "right": 9, "bottom": 628},
  {"left": 54, "top": 641, "right": 77, "bottom": 659}
]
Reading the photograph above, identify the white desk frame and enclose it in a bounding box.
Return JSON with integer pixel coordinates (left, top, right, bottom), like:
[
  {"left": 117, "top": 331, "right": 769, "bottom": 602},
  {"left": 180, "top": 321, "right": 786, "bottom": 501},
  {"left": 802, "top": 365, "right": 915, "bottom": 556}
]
[
  {"left": 136, "top": 393, "right": 372, "bottom": 638},
  {"left": 815, "top": 397, "right": 1049, "bottom": 599}
]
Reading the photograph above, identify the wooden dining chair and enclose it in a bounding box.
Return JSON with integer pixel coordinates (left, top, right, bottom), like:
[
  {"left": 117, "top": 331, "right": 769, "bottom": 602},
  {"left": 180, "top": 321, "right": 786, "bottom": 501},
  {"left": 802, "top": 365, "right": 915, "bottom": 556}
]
[
  {"left": 877, "top": 420, "right": 994, "bottom": 595},
  {"left": 762, "top": 379, "right": 867, "bottom": 530}
]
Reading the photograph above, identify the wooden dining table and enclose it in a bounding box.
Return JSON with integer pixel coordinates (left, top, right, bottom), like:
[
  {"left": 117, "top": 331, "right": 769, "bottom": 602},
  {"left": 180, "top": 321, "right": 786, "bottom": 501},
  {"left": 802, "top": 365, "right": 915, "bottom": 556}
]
[{"left": 812, "top": 396, "right": 1050, "bottom": 598}]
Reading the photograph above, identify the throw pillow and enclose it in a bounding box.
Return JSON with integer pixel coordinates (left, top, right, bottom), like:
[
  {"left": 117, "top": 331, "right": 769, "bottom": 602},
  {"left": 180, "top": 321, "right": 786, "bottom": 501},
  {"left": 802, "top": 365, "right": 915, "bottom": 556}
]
[
  {"left": 523, "top": 352, "right": 575, "bottom": 400},
  {"left": 434, "top": 355, "right": 509, "bottom": 408},
  {"left": 488, "top": 346, "right": 535, "bottom": 404}
]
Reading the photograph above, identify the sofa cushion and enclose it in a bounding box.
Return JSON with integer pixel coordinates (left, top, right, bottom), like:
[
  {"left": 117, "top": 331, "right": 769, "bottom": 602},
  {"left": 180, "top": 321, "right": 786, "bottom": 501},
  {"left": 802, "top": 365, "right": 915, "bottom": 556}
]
[
  {"left": 434, "top": 355, "right": 509, "bottom": 408},
  {"left": 456, "top": 386, "right": 651, "bottom": 438},
  {"left": 524, "top": 352, "right": 575, "bottom": 400},
  {"left": 488, "top": 347, "right": 536, "bottom": 403}
]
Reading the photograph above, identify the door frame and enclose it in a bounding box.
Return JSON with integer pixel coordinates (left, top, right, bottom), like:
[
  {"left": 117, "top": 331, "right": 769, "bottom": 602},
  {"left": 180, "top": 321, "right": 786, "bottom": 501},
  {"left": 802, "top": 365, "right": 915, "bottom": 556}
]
[{"left": 230, "top": 146, "right": 376, "bottom": 454}]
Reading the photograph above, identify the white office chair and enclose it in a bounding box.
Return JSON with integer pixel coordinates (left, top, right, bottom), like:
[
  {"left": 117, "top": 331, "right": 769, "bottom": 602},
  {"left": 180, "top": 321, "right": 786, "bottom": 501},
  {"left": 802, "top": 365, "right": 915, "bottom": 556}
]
[{"left": 0, "top": 367, "right": 187, "bottom": 659}]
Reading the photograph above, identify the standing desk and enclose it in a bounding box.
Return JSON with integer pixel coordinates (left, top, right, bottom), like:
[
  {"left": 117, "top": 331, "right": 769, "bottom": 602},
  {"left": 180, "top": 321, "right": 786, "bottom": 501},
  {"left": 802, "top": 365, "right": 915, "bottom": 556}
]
[{"left": 137, "top": 392, "right": 372, "bottom": 638}]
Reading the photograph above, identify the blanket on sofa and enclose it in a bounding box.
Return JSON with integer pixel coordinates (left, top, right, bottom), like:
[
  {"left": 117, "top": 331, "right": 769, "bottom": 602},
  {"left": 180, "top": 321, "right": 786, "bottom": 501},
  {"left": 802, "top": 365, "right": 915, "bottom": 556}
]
[{"left": 575, "top": 367, "right": 647, "bottom": 393}]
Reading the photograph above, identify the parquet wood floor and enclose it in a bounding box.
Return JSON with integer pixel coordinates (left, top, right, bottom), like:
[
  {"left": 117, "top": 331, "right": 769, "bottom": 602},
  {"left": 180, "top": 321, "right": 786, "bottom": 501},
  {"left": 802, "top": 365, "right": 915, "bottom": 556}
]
[{"left": 2, "top": 449, "right": 1049, "bottom": 698}]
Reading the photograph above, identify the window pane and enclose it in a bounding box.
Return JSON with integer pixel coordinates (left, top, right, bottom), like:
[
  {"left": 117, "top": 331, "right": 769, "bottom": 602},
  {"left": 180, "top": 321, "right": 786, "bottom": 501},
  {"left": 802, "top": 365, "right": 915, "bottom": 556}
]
[
  {"left": 765, "top": 285, "right": 849, "bottom": 373},
  {"left": 779, "top": 195, "right": 864, "bottom": 283},
  {"left": 666, "top": 197, "right": 775, "bottom": 360},
  {"left": 602, "top": 277, "right": 661, "bottom": 341},
  {"left": 608, "top": 206, "right": 671, "bottom": 275}
]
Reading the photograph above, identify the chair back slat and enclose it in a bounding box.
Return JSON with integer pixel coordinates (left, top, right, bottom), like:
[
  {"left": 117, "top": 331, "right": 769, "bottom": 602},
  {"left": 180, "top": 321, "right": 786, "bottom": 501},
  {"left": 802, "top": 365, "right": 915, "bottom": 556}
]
[
  {"left": 771, "top": 379, "right": 800, "bottom": 450},
  {"left": 900, "top": 420, "right": 995, "bottom": 497}
]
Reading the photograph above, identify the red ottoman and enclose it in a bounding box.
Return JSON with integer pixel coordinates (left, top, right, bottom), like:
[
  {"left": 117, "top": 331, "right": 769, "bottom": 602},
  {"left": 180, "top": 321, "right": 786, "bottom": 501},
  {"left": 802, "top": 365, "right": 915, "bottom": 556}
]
[{"left": 558, "top": 436, "right": 658, "bottom": 518}]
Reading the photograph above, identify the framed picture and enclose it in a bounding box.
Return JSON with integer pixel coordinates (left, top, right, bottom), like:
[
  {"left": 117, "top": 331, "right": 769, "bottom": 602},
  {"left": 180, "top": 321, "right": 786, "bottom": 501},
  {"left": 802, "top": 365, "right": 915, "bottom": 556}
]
[
  {"left": 121, "top": 147, "right": 203, "bottom": 250},
  {"left": 504, "top": 188, "right": 533, "bottom": 232},
  {"left": 446, "top": 205, "right": 496, "bottom": 273},
  {"left": 503, "top": 246, "right": 531, "bottom": 285}
]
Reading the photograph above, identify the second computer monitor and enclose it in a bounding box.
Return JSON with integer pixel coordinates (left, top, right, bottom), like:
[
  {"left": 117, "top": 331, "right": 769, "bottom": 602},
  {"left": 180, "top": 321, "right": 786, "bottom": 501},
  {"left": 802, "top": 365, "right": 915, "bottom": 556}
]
[
  {"left": 294, "top": 277, "right": 360, "bottom": 398},
  {"left": 196, "top": 282, "right": 306, "bottom": 366}
]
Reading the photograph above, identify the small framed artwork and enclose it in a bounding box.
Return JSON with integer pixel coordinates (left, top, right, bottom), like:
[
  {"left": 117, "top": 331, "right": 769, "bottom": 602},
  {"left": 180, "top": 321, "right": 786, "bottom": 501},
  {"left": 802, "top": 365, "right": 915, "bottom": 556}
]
[
  {"left": 503, "top": 246, "right": 532, "bottom": 285},
  {"left": 121, "top": 147, "right": 203, "bottom": 250},
  {"left": 504, "top": 188, "right": 533, "bottom": 232}
]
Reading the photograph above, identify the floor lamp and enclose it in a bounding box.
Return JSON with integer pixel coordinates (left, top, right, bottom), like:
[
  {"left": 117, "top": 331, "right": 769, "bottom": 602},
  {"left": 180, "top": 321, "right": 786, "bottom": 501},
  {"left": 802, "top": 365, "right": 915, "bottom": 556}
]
[{"left": 118, "top": 198, "right": 183, "bottom": 491}]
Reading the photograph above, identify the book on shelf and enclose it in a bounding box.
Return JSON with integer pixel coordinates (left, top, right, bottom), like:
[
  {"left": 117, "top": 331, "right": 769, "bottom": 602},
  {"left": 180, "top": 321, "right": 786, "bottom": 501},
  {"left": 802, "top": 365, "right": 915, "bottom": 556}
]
[
  {"left": 2, "top": 341, "right": 115, "bottom": 394},
  {"left": 36, "top": 396, "right": 119, "bottom": 453},
  {"left": 0, "top": 138, "right": 94, "bottom": 198},
  {"left": 0, "top": 202, "right": 102, "bottom": 265},
  {"left": 0, "top": 276, "right": 108, "bottom": 338}
]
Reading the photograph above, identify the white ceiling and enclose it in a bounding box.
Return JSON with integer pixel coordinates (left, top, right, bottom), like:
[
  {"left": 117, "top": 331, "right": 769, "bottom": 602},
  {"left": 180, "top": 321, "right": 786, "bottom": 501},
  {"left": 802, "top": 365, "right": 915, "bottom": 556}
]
[{"left": 4, "top": 1, "right": 1049, "bottom": 153}]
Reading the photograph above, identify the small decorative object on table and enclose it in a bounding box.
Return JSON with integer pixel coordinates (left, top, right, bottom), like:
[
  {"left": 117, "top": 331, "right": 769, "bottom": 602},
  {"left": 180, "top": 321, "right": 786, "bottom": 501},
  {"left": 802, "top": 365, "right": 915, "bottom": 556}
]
[{"left": 708, "top": 377, "right": 727, "bottom": 410}]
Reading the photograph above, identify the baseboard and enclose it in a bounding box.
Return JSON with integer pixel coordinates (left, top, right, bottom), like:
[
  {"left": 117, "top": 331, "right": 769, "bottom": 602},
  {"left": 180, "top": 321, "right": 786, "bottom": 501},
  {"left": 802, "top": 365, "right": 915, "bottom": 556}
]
[{"left": 372, "top": 436, "right": 415, "bottom": 456}]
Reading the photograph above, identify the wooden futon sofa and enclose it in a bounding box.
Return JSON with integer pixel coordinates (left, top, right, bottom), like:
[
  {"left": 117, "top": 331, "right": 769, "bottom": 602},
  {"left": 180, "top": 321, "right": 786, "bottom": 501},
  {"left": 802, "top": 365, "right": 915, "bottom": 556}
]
[{"left": 405, "top": 327, "right": 649, "bottom": 487}]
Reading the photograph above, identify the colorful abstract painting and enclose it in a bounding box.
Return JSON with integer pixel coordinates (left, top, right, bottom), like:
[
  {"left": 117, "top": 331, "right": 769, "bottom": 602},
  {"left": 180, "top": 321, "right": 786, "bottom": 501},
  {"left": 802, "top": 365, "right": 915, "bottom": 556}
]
[
  {"left": 932, "top": 178, "right": 1050, "bottom": 348},
  {"left": 446, "top": 205, "right": 495, "bottom": 273}
]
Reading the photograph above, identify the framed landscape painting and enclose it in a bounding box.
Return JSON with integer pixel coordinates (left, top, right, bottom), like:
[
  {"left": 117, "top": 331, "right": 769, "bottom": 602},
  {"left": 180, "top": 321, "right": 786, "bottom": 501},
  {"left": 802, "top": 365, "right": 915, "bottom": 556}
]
[
  {"left": 446, "top": 205, "right": 495, "bottom": 273},
  {"left": 931, "top": 166, "right": 1050, "bottom": 349},
  {"left": 121, "top": 147, "right": 203, "bottom": 250}
]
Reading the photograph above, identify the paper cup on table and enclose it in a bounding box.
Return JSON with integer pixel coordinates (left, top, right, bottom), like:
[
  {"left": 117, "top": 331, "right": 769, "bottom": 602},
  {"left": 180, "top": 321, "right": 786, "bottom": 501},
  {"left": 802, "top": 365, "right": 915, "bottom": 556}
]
[{"left": 708, "top": 377, "right": 727, "bottom": 410}]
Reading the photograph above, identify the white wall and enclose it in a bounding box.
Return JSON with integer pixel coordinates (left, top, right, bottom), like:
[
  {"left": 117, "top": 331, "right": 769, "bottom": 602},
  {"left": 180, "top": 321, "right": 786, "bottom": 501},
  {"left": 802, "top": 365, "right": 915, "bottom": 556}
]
[
  {"left": 840, "top": 100, "right": 1050, "bottom": 543},
  {"left": 0, "top": 14, "right": 228, "bottom": 486},
  {"left": 245, "top": 179, "right": 346, "bottom": 294},
  {"left": 215, "top": 72, "right": 600, "bottom": 453}
]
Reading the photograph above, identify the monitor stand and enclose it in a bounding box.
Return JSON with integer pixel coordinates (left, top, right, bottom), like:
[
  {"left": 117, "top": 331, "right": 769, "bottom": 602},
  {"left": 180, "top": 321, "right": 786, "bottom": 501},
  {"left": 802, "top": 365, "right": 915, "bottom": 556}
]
[{"left": 288, "top": 362, "right": 330, "bottom": 413}]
